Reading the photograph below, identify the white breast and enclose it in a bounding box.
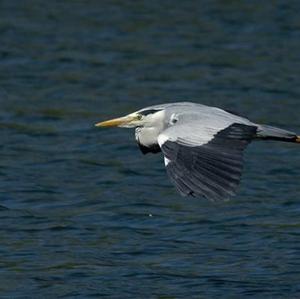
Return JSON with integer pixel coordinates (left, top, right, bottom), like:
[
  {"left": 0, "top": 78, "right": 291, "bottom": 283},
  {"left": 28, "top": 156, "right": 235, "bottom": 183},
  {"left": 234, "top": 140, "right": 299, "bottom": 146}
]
[{"left": 135, "top": 127, "right": 161, "bottom": 147}]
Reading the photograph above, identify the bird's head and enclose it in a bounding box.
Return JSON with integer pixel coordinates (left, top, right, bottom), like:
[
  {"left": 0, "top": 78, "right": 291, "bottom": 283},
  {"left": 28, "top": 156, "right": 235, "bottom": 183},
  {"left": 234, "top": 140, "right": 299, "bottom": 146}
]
[{"left": 95, "top": 108, "right": 164, "bottom": 129}]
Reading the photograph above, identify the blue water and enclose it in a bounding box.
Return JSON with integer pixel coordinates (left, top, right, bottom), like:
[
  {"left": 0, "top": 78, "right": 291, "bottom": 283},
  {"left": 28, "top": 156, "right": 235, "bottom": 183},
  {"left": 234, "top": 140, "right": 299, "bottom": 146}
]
[{"left": 1, "top": 1, "right": 300, "bottom": 298}]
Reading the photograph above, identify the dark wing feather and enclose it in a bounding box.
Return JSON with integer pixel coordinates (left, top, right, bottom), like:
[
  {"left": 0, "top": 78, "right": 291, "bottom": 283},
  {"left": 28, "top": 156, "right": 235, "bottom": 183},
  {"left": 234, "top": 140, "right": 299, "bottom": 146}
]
[{"left": 160, "top": 123, "right": 257, "bottom": 200}]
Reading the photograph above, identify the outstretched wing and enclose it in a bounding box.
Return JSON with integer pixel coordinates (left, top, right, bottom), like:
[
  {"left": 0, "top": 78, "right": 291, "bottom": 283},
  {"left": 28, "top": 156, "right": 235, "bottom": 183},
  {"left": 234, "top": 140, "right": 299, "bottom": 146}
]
[{"left": 158, "top": 122, "right": 257, "bottom": 200}]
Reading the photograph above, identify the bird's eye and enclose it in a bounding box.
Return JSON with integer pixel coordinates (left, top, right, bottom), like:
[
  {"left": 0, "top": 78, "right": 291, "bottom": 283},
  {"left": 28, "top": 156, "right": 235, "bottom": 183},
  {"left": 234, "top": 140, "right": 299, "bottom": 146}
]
[{"left": 137, "top": 114, "right": 143, "bottom": 120}]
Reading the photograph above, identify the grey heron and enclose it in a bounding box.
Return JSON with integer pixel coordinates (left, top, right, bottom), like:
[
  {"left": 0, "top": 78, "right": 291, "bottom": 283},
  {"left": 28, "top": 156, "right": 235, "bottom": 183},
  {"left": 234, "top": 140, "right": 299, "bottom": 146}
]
[{"left": 95, "top": 102, "right": 300, "bottom": 200}]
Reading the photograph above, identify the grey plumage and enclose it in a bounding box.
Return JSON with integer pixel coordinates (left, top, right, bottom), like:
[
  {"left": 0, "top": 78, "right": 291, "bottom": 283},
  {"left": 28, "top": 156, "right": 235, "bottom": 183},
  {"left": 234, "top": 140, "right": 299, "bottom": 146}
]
[
  {"left": 256, "top": 124, "right": 298, "bottom": 141},
  {"left": 96, "top": 102, "right": 300, "bottom": 200},
  {"left": 160, "top": 123, "right": 257, "bottom": 199}
]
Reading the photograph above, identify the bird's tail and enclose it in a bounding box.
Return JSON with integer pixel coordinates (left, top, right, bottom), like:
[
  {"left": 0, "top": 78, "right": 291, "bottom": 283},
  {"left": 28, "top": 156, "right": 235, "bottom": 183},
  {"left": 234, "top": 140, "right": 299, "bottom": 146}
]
[{"left": 256, "top": 124, "right": 300, "bottom": 143}]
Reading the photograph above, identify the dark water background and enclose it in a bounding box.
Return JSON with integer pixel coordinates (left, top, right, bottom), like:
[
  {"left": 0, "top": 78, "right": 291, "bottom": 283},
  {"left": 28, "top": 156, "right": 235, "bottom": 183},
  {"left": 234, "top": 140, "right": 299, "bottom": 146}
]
[{"left": 1, "top": 1, "right": 300, "bottom": 298}]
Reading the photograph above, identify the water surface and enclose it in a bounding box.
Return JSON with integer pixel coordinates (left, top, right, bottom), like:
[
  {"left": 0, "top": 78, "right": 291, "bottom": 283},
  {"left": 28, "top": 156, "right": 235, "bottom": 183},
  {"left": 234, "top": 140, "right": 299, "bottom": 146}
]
[{"left": 1, "top": 1, "right": 300, "bottom": 298}]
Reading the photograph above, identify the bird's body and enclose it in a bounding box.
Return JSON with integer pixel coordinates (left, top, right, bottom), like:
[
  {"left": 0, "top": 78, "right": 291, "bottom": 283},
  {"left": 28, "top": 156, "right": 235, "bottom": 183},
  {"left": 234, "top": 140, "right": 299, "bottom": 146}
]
[
  {"left": 135, "top": 102, "right": 253, "bottom": 153},
  {"left": 96, "top": 102, "right": 300, "bottom": 200}
]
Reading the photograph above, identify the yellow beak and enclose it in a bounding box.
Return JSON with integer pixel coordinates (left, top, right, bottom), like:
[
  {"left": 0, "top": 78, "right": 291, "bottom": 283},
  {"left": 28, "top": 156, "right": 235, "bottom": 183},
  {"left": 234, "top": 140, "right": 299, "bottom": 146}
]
[{"left": 95, "top": 115, "right": 136, "bottom": 128}]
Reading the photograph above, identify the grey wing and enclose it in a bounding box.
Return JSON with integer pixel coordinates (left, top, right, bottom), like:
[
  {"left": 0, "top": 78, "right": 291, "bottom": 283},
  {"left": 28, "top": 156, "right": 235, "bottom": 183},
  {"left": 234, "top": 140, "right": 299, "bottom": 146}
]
[{"left": 158, "top": 122, "right": 257, "bottom": 200}]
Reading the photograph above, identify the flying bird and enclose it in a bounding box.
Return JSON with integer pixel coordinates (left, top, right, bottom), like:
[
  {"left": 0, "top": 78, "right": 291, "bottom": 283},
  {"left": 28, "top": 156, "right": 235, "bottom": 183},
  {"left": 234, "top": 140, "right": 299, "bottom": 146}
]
[{"left": 95, "top": 102, "right": 300, "bottom": 200}]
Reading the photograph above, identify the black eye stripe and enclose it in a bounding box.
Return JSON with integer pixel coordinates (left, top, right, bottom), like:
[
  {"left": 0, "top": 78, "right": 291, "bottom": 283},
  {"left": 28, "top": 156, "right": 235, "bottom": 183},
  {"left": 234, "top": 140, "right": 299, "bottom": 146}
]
[{"left": 139, "top": 109, "right": 160, "bottom": 116}]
